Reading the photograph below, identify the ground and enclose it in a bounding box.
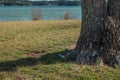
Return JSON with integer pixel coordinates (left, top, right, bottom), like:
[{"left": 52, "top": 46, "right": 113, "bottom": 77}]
[{"left": 0, "top": 20, "right": 120, "bottom": 80}]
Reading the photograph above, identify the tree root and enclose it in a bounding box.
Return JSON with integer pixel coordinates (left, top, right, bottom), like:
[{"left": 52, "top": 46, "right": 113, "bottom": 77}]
[{"left": 65, "top": 49, "right": 120, "bottom": 68}]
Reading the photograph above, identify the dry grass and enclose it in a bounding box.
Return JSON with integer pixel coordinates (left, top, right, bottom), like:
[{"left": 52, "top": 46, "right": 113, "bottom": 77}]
[{"left": 0, "top": 20, "right": 120, "bottom": 80}]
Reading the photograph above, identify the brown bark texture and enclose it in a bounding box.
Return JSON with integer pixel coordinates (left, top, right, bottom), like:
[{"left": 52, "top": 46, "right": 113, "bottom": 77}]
[
  {"left": 66, "top": 0, "right": 120, "bottom": 67},
  {"left": 103, "top": 0, "right": 120, "bottom": 67}
]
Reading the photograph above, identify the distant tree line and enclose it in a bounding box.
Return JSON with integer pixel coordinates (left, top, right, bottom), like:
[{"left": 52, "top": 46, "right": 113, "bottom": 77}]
[{"left": 0, "top": 0, "right": 81, "bottom": 6}]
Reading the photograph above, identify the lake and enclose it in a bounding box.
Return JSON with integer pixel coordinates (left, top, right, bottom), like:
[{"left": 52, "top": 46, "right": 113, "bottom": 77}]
[{"left": 0, "top": 6, "right": 81, "bottom": 21}]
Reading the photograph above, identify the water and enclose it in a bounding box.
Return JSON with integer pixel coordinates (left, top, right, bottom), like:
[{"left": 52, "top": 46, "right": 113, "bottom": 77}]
[{"left": 0, "top": 6, "right": 81, "bottom": 21}]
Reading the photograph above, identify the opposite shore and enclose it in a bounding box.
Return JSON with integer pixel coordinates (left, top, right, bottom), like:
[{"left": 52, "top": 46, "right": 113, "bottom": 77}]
[{"left": 0, "top": 1, "right": 81, "bottom": 6}]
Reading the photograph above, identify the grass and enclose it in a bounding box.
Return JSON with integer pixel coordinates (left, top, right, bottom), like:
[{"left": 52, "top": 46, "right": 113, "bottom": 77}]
[{"left": 0, "top": 20, "right": 120, "bottom": 80}]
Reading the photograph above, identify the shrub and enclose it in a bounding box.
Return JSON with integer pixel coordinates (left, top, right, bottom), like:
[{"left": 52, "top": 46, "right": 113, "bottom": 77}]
[
  {"left": 32, "top": 8, "right": 42, "bottom": 20},
  {"left": 61, "top": 12, "right": 76, "bottom": 20}
]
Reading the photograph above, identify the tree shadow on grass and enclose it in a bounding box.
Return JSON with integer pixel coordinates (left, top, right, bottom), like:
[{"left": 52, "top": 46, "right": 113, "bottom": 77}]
[{"left": 0, "top": 50, "right": 69, "bottom": 72}]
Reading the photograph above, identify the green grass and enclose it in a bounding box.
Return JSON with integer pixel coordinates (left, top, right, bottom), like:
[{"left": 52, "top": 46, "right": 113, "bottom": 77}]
[{"left": 0, "top": 20, "right": 120, "bottom": 80}]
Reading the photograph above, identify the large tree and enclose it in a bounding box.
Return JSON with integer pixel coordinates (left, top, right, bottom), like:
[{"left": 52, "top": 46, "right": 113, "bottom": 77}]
[
  {"left": 103, "top": 0, "right": 120, "bottom": 67},
  {"left": 64, "top": 0, "right": 120, "bottom": 67}
]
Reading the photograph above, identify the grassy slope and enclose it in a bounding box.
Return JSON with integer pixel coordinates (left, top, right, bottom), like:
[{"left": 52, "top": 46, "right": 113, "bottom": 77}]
[{"left": 0, "top": 20, "right": 120, "bottom": 80}]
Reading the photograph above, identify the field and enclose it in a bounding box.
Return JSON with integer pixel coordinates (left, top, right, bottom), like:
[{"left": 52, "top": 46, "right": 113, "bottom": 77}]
[{"left": 0, "top": 20, "right": 120, "bottom": 80}]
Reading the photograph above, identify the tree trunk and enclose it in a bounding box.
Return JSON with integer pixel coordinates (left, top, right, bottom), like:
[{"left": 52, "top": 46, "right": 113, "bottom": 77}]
[
  {"left": 66, "top": 0, "right": 120, "bottom": 67},
  {"left": 76, "top": 0, "right": 107, "bottom": 65},
  {"left": 103, "top": 0, "right": 120, "bottom": 67},
  {"left": 66, "top": 0, "right": 107, "bottom": 65}
]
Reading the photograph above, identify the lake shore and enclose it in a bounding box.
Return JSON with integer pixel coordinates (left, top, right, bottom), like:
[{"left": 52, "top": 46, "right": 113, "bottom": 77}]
[{"left": 0, "top": 20, "right": 120, "bottom": 80}]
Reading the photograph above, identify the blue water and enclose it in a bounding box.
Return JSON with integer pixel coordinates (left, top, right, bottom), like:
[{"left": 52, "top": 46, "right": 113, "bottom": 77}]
[{"left": 0, "top": 6, "right": 81, "bottom": 21}]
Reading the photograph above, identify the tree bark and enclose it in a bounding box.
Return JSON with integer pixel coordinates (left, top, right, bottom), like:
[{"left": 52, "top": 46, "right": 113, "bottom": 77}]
[
  {"left": 66, "top": 0, "right": 120, "bottom": 67},
  {"left": 76, "top": 0, "right": 107, "bottom": 65},
  {"left": 103, "top": 0, "right": 120, "bottom": 67},
  {"left": 66, "top": 0, "right": 107, "bottom": 65}
]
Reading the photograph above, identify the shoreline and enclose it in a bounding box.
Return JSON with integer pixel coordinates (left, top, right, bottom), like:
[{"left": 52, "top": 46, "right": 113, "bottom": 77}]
[{"left": 0, "top": 19, "right": 81, "bottom": 23}]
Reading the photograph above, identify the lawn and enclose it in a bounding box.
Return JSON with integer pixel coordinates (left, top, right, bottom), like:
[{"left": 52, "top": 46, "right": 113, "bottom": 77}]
[{"left": 0, "top": 20, "right": 120, "bottom": 80}]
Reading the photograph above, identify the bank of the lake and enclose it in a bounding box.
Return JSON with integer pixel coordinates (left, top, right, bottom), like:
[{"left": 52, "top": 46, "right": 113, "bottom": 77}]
[{"left": 0, "top": 20, "right": 120, "bottom": 80}]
